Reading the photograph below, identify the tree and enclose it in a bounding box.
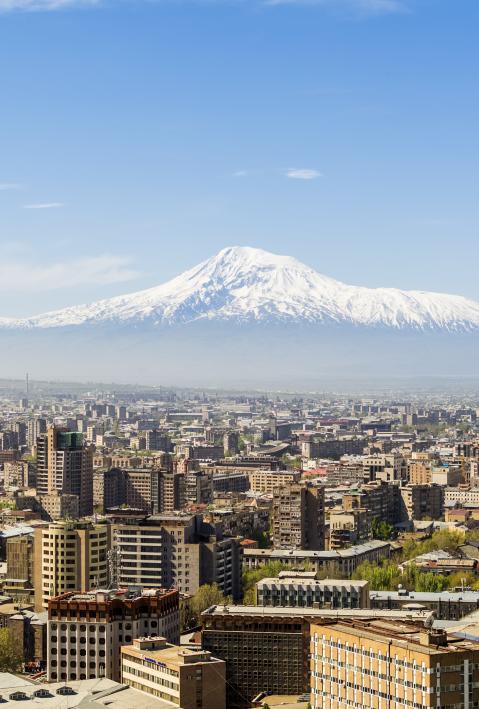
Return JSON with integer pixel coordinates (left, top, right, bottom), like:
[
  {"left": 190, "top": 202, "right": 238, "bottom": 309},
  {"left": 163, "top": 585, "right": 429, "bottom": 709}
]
[
  {"left": 243, "top": 561, "right": 310, "bottom": 604},
  {"left": 190, "top": 584, "right": 231, "bottom": 619},
  {"left": 316, "top": 562, "right": 345, "bottom": 580},
  {"left": 0, "top": 628, "right": 23, "bottom": 672},
  {"left": 371, "top": 517, "right": 396, "bottom": 541},
  {"left": 352, "top": 560, "right": 402, "bottom": 591}
]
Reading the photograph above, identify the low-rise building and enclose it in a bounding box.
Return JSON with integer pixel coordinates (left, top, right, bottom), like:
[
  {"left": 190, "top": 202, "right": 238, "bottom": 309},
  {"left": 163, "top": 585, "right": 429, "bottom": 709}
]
[
  {"left": 256, "top": 575, "right": 369, "bottom": 609},
  {"left": 243, "top": 540, "right": 391, "bottom": 577},
  {"left": 121, "top": 636, "right": 226, "bottom": 709},
  {"left": 370, "top": 588, "right": 479, "bottom": 620}
]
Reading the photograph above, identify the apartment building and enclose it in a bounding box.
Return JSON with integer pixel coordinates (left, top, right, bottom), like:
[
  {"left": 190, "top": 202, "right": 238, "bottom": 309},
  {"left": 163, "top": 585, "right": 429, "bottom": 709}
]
[
  {"left": 408, "top": 461, "right": 431, "bottom": 485},
  {"left": 310, "top": 619, "right": 479, "bottom": 709},
  {"left": 36, "top": 427, "right": 93, "bottom": 516},
  {"left": 121, "top": 636, "right": 226, "bottom": 709},
  {"left": 47, "top": 587, "right": 179, "bottom": 683},
  {"left": 3, "top": 533, "right": 34, "bottom": 602},
  {"left": 33, "top": 520, "right": 110, "bottom": 610},
  {"left": 399, "top": 484, "right": 444, "bottom": 521},
  {"left": 444, "top": 487, "right": 479, "bottom": 506},
  {"left": 185, "top": 471, "right": 213, "bottom": 505},
  {"left": 256, "top": 574, "right": 370, "bottom": 609},
  {"left": 342, "top": 481, "right": 400, "bottom": 526},
  {"left": 248, "top": 468, "right": 301, "bottom": 494},
  {"left": 3, "top": 460, "right": 30, "bottom": 488},
  {"left": 272, "top": 482, "right": 325, "bottom": 550},
  {"left": 363, "top": 453, "right": 407, "bottom": 483},
  {"left": 111, "top": 513, "right": 242, "bottom": 599},
  {"left": 329, "top": 508, "right": 370, "bottom": 549}
]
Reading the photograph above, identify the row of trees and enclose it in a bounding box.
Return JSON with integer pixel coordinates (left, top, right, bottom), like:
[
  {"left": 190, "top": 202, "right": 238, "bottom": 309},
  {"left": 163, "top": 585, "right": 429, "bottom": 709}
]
[{"left": 352, "top": 528, "right": 475, "bottom": 592}]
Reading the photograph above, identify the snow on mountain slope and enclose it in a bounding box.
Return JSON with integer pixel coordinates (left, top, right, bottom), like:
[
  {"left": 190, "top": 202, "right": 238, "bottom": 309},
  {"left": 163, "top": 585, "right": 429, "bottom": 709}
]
[{"left": 3, "top": 246, "right": 479, "bottom": 331}]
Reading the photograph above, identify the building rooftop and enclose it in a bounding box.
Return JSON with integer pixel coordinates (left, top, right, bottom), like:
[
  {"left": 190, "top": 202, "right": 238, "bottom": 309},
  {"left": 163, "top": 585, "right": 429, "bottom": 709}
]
[
  {"left": 121, "top": 637, "right": 220, "bottom": 666},
  {"left": 320, "top": 619, "right": 479, "bottom": 655},
  {"left": 0, "top": 675, "right": 174, "bottom": 708},
  {"left": 371, "top": 589, "right": 479, "bottom": 603},
  {"left": 257, "top": 577, "right": 369, "bottom": 588},
  {"left": 244, "top": 539, "right": 389, "bottom": 559},
  {"left": 202, "top": 605, "right": 433, "bottom": 621}
]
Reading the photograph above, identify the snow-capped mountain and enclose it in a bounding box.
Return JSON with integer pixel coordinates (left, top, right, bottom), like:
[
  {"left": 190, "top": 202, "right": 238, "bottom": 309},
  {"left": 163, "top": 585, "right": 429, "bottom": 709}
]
[{"left": 3, "top": 246, "right": 479, "bottom": 332}]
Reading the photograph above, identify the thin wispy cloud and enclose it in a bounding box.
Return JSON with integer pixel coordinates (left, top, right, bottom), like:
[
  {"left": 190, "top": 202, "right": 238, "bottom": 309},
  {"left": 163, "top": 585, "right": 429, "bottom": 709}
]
[
  {"left": 0, "top": 0, "right": 407, "bottom": 13},
  {"left": 0, "top": 182, "right": 22, "bottom": 191},
  {"left": 285, "top": 168, "right": 322, "bottom": 180},
  {"left": 233, "top": 170, "right": 248, "bottom": 177},
  {"left": 0, "top": 0, "right": 99, "bottom": 11},
  {"left": 0, "top": 255, "right": 139, "bottom": 293},
  {"left": 23, "top": 202, "right": 64, "bottom": 209},
  {"left": 264, "top": 0, "right": 406, "bottom": 11}
]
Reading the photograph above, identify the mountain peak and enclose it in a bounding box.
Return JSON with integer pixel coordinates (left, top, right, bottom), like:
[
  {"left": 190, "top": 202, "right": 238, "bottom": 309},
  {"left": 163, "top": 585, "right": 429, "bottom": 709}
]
[{"left": 3, "top": 246, "right": 479, "bottom": 332}]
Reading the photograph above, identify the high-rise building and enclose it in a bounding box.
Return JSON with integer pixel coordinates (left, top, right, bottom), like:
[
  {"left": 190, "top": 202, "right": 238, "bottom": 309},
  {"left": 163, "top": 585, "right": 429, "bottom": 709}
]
[
  {"left": 28, "top": 417, "right": 47, "bottom": 449},
  {"left": 47, "top": 588, "right": 179, "bottom": 683},
  {"left": 310, "top": 619, "right": 479, "bottom": 709},
  {"left": 185, "top": 471, "right": 213, "bottom": 505},
  {"left": 121, "top": 636, "right": 226, "bottom": 709},
  {"left": 399, "top": 483, "right": 444, "bottom": 521},
  {"left": 36, "top": 427, "right": 93, "bottom": 516},
  {"left": 33, "top": 520, "right": 110, "bottom": 610},
  {"left": 272, "top": 481, "right": 325, "bottom": 550},
  {"left": 111, "top": 513, "right": 242, "bottom": 599},
  {"left": 159, "top": 470, "right": 185, "bottom": 512}
]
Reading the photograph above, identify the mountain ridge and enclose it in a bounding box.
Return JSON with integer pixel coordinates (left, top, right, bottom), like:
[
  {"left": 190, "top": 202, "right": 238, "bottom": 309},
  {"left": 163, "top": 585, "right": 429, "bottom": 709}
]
[{"left": 3, "top": 246, "right": 479, "bottom": 332}]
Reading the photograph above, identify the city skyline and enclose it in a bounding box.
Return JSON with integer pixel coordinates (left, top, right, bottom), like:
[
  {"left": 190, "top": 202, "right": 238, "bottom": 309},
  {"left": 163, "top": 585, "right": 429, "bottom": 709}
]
[{"left": 1, "top": 0, "right": 478, "bottom": 316}]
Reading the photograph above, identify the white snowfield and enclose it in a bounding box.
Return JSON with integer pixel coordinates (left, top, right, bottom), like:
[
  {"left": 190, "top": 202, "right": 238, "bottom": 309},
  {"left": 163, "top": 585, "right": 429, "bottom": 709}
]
[{"left": 2, "top": 246, "right": 479, "bottom": 331}]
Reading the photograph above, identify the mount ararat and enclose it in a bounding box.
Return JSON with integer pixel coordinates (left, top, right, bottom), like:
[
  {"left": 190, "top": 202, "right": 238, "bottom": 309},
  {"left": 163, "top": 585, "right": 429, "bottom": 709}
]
[
  {"left": 3, "top": 246, "right": 479, "bottom": 332},
  {"left": 1, "top": 247, "right": 478, "bottom": 385}
]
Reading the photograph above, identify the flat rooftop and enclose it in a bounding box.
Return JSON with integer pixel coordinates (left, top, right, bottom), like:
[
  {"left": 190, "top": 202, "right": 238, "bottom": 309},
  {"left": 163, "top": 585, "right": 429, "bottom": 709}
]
[
  {"left": 257, "top": 577, "right": 369, "bottom": 587},
  {"left": 371, "top": 589, "right": 479, "bottom": 603},
  {"left": 244, "top": 540, "right": 390, "bottom": 559},
  {"left": 201, "top": 605, "right": 432, "bottom": 621},
  {"left": 0, "top": 675, "right": 175, "bottom": 708},
  {"left": 122, "top": 641, "right": 218, "bottom": 666},
  {"left": 323, "top": 619, "right": 479, "bottom": 655}
]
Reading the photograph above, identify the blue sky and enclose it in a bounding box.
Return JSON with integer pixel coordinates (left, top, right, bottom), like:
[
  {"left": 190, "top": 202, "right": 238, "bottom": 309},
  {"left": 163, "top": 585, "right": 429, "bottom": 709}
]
[{"left": 0, "top": 0, "right": 478, "bottom": 316}]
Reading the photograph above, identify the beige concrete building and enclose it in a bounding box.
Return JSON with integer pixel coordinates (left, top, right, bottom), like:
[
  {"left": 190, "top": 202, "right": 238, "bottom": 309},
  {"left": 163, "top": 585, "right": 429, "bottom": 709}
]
[
  {"left": 121, "top": 636, "right": 225, "bottom": 709},
  {"left": 408, "top": 461, "right": 431, "bottom": 485},
  {"left": 311, "top": 618, "right": 479, "bottom": 709},
  {"left": 272, "top": 482, "right": 325, "bottom": 550},
  {"left": 3, "top": 460, "right": 30, "bottom": 488},
  {"left": 33, "top": 520, "right": 110, "bottom": 610},
  {"left": 111, "top": 512, "right": 242, "bottom": 600},
  {"left": 37, "top": 492, "right": 79, "bottom": 521},
  {"left": 399, "top": 483, "right": 444, "bottom": 521},
  {"left": 248, "top": 468, "right": 300, "bottom": 494},
  {"left": 329, "top": 508, "right": 369, "bottom": 549},
  {"left": 3, "top": 533, "right": 34, "bottom": 601}
]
